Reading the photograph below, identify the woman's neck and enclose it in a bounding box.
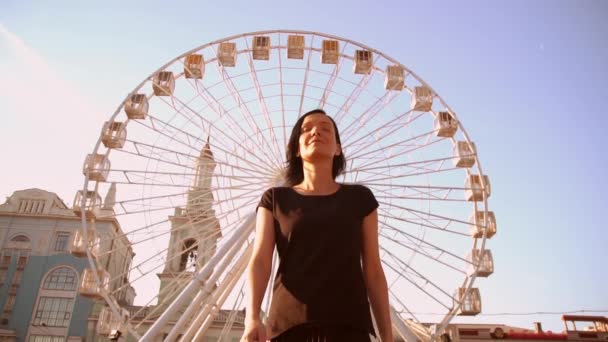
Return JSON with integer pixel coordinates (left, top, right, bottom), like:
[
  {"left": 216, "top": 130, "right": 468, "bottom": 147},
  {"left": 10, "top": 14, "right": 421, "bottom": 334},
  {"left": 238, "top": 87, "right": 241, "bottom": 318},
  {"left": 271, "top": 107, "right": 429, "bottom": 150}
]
[{"left": 296, "top": 161, "right": 338, "bottom": 192}]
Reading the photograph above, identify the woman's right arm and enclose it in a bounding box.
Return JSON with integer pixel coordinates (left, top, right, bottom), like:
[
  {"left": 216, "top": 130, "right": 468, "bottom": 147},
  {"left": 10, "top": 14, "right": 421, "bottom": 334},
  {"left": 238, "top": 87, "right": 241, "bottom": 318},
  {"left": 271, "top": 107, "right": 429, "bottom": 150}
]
[{"left": 242, "top": 207, "right": 275, "bottom": 341}]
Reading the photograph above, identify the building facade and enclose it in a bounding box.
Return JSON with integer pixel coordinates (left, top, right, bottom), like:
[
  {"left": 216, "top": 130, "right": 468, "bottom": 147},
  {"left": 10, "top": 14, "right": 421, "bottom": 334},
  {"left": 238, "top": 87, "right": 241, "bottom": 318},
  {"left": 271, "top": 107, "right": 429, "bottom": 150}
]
[{"left": 0, "top": 188, "right": 134, "bottom": 342}]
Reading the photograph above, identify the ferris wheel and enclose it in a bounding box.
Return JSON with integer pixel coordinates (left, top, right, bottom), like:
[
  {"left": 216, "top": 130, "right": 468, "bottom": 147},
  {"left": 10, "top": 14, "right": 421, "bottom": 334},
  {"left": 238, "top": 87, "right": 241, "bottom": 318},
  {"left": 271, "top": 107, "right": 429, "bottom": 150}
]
[{"left": 73, "top": 30, "right": 496, "bottom": 342}]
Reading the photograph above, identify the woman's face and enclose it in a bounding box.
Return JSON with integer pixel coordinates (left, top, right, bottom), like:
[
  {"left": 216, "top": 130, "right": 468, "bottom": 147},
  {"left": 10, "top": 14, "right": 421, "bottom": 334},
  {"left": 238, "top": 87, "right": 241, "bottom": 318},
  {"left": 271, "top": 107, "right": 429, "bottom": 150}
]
[{"left": 297, "top": 113, "right": 341, "bottom": 162}]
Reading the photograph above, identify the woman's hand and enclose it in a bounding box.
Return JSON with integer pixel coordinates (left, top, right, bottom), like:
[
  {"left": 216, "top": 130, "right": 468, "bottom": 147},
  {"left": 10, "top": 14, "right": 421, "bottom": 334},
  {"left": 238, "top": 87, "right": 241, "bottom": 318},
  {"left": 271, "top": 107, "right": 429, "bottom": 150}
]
[{"left": 241, "top": 318, "right": 267, "bottom": 342}]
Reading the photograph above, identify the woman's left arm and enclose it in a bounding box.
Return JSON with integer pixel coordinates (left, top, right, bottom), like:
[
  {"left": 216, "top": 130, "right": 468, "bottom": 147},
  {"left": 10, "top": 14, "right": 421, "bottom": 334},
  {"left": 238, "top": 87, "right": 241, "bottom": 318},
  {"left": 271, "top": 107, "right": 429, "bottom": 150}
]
[{"left": 361, "top": 209, "right": 394, "bottom": 342}]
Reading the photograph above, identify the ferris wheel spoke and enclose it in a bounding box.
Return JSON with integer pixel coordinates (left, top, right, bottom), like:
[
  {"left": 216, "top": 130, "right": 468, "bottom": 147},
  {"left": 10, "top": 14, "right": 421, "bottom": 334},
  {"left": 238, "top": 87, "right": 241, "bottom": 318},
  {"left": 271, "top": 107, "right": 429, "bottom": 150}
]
[
  {"left": 298, "top": 35, "right": 315, "bottom": 117},
  {"left": 318, "top": 41, "right": 348, "bottom": 108},
  {"left": 134, "top": 113, "right": 277, "bottom": 177},
  {"left": 243, "top": 37, "right": 284, "bottom": 163},
  {"left": 347, "top": 131, "right": 443, "bottom": 173},
  {"left": 210, "top": 45, "right": 283, "bottom": 165},
  {"left": 340, "top": 89, "right": 400, "bottom": 140},
  {"left": 348, "top": 155, "right": 454, "bottom": 175},
  {"left": 108, "top": 190, "right": 259, "bottom": 218},
  {"left": 334, "top": 72, "right": 373, "bottom": 125},
  {"left": 379, "top": 232, "right": 468, "bottom": 275},
  {"left": 378, "top": 213, "right": 471, "bottom": 260},
  {"left": 377, "top": 200, "right": 471, "bottom": 233},
  {"left": 372, "top": 184, "right": 466, "bottom": 203},
  {"left": 343, "top": 110, "right": 427, "bottom": 161},
  {"left": 383, "top": 250, "right": 456, "bottom": 309},
  {"left": 167, "top": 78, "right": 279, "bottom": 170},
  {"left": 376, "top": 189, "right": 468, "bottom": 203},
  {"left": 277, "top": 33, "right": 288, "bottom": 149},
  {"left": 380, "top": 253, "right": 453, "bottom": 311},
  {"left": 185, "top": 77, "right": 278, "bottom": 166},
  {"left": 388, "top": 288, "right": 419, "bottom": 323},
  {"left": 378, "top": 210, "right": 470, "bottom": 237},
  {"left": 169, "top": 89, "right": 281, "bottom": 170},
  {"left": 359, "top": 165, "right": 463, "bottom": 184},
  {"left": 124, "top": 137, "right": 275, "bottom": 179},
  {"left": 346, "top": 154, "right": 457, "bottom": 183}
]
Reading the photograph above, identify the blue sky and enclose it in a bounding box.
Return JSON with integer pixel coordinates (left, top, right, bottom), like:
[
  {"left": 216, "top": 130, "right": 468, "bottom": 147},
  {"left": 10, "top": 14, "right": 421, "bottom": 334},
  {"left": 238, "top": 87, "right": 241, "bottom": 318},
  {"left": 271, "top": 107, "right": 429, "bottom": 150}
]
[{"left": 1, "top": 0, "right": 607, "bottom": 333}]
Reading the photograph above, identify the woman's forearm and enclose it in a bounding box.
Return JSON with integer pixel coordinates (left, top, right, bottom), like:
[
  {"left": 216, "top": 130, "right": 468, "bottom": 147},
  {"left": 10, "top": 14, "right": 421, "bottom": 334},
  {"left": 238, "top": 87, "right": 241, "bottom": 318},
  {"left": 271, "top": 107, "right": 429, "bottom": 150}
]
[
  {"left": 246, "top": 258, "right": 272, "bottom": 321},
  {"left": 367, "top": 270, "right": 393, "bottom": 341}
]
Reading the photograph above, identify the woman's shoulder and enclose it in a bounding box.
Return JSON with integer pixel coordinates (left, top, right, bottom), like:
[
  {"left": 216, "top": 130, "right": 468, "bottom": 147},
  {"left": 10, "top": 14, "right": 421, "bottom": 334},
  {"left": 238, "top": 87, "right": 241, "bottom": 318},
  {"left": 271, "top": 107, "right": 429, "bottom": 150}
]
[
  {"left": 260, "top": 186, "right": 293, "bottom": 198},
  {"left": 341, "top": 182, "right": 374, "bottom": 194}
]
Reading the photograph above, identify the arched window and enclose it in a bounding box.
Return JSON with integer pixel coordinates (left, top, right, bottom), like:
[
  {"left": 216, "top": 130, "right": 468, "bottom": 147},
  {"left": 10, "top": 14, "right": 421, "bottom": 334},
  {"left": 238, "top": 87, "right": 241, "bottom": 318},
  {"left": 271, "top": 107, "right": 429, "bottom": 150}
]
[
  {"left": 179, "top": 239, "right": 198, "bottom": 272},
  {"left": 11, "top": 235, "right": 30, "bottom": 242},
  {"left": 43, "top": 267, "right": 77, "bottom": 290},
  {"left": 31, "top": 267, "right": 78, "bottom": 328}
]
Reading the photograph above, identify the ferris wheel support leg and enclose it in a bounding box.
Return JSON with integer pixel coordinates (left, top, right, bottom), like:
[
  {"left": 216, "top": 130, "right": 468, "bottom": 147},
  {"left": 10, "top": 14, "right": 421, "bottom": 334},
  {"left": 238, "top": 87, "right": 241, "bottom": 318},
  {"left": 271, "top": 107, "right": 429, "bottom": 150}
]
[
  {"left": 190, "top": 250, "right": 250, "bottom": 341},
  {"left": 174, "top": 245, "right": 251, "bottom": 342},
  {"left": 141, "top": 214, "right": 256, "bottom": 341},
  {"left": 166, "top": 248, "right": 247, "bottom": 341},
  {"left": 390, "top": 307, "right": 428, "bottom": 342}
]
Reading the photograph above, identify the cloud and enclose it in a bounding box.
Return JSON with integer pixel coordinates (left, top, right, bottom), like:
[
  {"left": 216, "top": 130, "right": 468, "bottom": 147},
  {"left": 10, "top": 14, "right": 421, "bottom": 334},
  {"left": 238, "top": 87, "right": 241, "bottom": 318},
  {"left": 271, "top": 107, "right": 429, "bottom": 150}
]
[{"left": 0, "top": 22, "right": 99, "bottom": 120}]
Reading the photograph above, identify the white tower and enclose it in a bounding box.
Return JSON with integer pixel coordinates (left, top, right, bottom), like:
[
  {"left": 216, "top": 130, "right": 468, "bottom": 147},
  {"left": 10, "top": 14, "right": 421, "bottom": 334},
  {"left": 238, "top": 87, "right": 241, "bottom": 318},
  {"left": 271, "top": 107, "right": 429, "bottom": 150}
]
[{"left": 157, "top": 138, "right": 221, "bottom": 309}]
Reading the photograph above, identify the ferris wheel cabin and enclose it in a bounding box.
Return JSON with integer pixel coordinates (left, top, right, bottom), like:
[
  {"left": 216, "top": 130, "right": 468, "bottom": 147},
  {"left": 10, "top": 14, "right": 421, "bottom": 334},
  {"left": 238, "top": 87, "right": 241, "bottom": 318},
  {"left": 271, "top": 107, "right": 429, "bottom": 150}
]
[
  {"left": 184, "top": 54, "right": 205, "bottom": 79},
  {"left": 412, "top": 86, "right": 434, "bottom": 111},
  {"left": 124, "top": 93, "right": 149, "bottom": 119},
  {"left": 252, "top": 36, "right": 271, "bottom": 60},
  {"left": 470, "top": 211, "right": 497, "bottom": 239},
  {"left": 435, "top": 111, "right": 459, "bottom": 137},
  {"left": 321, "top": 39, "right": 339, "bottom": 64},
  {"left": 152, "top": 71, "right": 175, "bottom": 96}
]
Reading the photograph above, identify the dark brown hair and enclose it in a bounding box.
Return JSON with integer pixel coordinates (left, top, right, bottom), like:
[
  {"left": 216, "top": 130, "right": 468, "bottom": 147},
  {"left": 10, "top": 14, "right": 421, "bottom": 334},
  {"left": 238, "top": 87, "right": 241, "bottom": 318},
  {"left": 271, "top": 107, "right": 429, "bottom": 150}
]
[{"left": 284, "top": 109, "right": 346, "bottom": 186}]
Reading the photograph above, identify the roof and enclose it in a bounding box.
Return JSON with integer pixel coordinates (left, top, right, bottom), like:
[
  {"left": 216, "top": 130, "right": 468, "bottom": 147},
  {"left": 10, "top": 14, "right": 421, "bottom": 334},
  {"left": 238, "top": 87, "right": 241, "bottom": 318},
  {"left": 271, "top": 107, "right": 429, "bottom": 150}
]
[{"left": 562, "top": 315, "right": 608, "bottom": 323}]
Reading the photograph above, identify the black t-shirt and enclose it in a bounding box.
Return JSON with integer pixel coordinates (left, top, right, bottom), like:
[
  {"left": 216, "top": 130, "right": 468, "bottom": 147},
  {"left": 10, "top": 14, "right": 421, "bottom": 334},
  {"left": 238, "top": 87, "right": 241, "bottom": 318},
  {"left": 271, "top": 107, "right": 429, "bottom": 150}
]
[{"left": 257, "top": 183, "right": 379, "bottom": 338}]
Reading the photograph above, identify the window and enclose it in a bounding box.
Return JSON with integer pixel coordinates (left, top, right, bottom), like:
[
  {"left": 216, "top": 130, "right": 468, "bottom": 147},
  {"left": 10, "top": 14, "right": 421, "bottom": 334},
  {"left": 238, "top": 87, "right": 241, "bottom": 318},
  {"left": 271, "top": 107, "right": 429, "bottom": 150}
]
[
  {"left": 33, "top": 297, "right": 73, "bottom": 327},
  {"left": 43, "top": 267, "right": 77, "bottom": 291},
  {"left": 3, "top": 295, "right": 16, "bottom": 313},
  {"left": 29, "top": 336, "right": 65, "bottom": 342},
  {"left": 11, "top": 235, "right": 30, "bottom": 242},
  {"left": 10, "top": 271, "right": 22, "bottom": 288},
  {"left": 0, "top": 254, "right": 10, "bottom": 269},
  {"left": 18, "top": 199, "right": 46, "bottom": 214},
  {"left": 179, "top": 239, "right": 198, "bottom": 272},
  {"left": 53, "top": 233, "right": 70, "bottom": 252}
]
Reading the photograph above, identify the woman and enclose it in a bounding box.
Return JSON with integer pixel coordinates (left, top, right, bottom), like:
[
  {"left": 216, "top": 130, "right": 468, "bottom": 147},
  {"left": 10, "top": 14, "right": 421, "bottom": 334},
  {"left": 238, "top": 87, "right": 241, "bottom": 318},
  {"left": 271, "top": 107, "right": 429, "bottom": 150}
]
[{"left": 242, "top": 109, "right": 393, "bottom": 342}]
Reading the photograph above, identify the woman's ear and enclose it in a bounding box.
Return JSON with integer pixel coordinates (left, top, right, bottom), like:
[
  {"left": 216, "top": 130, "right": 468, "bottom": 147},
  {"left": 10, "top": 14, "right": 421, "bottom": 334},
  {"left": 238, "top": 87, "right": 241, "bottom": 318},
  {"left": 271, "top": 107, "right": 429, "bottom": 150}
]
[{"left": 335, "top": 144, "right": 342, "bottom": 156}]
